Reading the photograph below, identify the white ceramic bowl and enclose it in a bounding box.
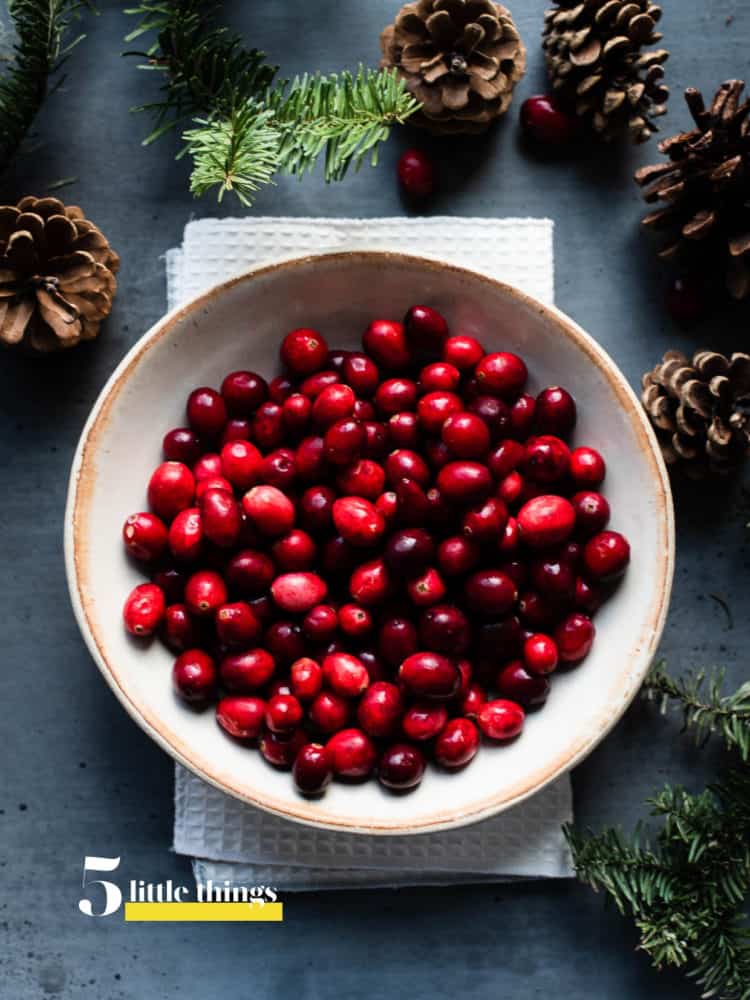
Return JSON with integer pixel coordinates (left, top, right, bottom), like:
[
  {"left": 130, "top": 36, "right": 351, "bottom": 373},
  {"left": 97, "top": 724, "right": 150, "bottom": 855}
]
[{"left": 65, "top": 251, "right": 674, "bottom": 835}]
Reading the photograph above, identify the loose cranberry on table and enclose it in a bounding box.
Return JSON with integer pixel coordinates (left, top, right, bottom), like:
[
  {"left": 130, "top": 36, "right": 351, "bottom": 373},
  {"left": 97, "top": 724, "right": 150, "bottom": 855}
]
[
  {"left": 397, "top": 148, "right": 434, "bottom": 199},
  {"left": 520, "top": 95, "right": 577, "bottom": 145}
]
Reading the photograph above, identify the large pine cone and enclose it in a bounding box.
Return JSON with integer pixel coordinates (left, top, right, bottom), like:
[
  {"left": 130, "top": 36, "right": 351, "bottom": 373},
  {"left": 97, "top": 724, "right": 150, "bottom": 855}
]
[
  {"left": 635, "top": 80, "right": 750, "bottom": 301},
  {"left": 0, "top": 196, "right": 119, "bottom": 352},
  {"left": 380, "top": 0, "right": 526, "bottom": 135},
  {"left": 542, "top": 0, "right": 669, "bottom": 143},
  {"left": 641, "top": 349, "right": 750, "bottom": 476}
]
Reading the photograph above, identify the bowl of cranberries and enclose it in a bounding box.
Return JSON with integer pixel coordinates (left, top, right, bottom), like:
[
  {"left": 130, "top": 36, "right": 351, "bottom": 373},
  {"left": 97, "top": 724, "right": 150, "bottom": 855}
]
[{"left": 65, "top": 251, "right": 673, "bottom": 834}]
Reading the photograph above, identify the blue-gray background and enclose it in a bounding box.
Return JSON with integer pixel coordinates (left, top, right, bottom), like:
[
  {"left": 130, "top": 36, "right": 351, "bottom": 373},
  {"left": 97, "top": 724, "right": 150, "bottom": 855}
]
[{"left": 2, "top": 2, "right": 748, "bottom": 997}]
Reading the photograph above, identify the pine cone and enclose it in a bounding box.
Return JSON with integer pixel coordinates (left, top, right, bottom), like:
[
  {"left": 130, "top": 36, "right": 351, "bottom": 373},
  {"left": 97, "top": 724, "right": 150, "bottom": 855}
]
[
  {"left": 641, "top": 349, "right": 750, "bottom": 476},
  {"left": 635, "top": 80, "right": 750, "bottom": 301},
  {"left": 0, "top": 196, "right": 119, "bottom": 352},
  {"left": 380, "top": 0, "right": 526, "bottom": 135},
  {"left": 542, "top": 0, "right": 669, "bottom": 143}
]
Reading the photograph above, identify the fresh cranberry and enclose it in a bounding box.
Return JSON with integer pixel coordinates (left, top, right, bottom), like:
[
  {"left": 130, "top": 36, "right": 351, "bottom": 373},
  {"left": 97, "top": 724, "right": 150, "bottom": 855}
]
[
  {"left": 417, "top": 391, "right": 463, "bottom": 434},
  {"left": 163, "top": 427, "right": 202, "bottom": 465},
  {"left": 386, "top": 449, "right": 430, "bottom": 489},
  {"left": 403, "top": 304, "right": 448, "bottom": 355},
  {"left": 397, "top": 149, "right": 434, "bottom": 199},
  {"left": 293, "top": 743, "right": 333, "bottom": 794},
  {"left": 267, "top": 376, "right": 293, "bottom": 404},
  {"left": 467, "top": 395, "right": 511, "bottom": 442},
  {"left": 378, "top": 616, "right": 419, "bottom": 666},
  {"left": 320, "top": 535, "right": 358, "bottom": 577},
  {"left": 535, "top": 386, "right": 577, "bottom": 436},
  {"left": 398, "top": 703, "right": 445, "bottom": 742},
  {"left": 437, "top": 535, "right": 479, "bottom": 577},
  {"left": 520, "top": 95, "right": 577, "bottom": 144},
  {"left": 123, "top": 511, "right": 168, "bottom": 562},
  {"left": 530, "top": 556, "right": 575, "bottom": 602},
  {"left": 363, "top": 421, "right": 389, "bottom": 458},
  {"left": 226, "top": 548, "right": 275, "bottom": 596},
  {"left": 386, "top": 412, "right": 417, "bottom": 449},
  {"left": 338, "top": 603, "right": 372, "bottom": 637},
  {"left": 419, "top": 361, "right": 461, "bottom": 393},
  {"left": 187, "top": 387, "right": 227, "bottom": 438},
  {"left": 150, "top": 568, "right": 185, "bottom": 605},
  {"left": 265, "top": 694, "right": 304, "bottom": 735},
  {"left": 200, "top": 488, "right": 241, "bottom": 548},
  {"left": 173, "top": 649, "right": 216, "bottom": 704},
  {"left": 394, "top": 477, "right": 431, "bottom": 525},
  {"left": 334, "top": 459, "right": 385, "bottom": 501},
  {"left": 123, "top": 582, "right": 165, "bottom": 636},
  {"left": 500, "top": 516, "right": 520, "bottom": 555},
  {"left": 524, "top": 435, "right": 571, "bottom": 483},
  {"left": 570, "top": 446, "right": 605, "bottom": 488},
  {"left": 442, "top": 411, "right": 491, "bottom": 459},
  {"left": 193, "top": 452, "right": 223, "bottom": 481},
  {"left": 162, "top": 603, "right": 196, "bottom": 650},
  {"left": 281, "top": 327, "right": 328, "bottom": 375},
  {"left": 425, "top": 486, "right": 452, "bottom": 532},
  {"left": 437, "top": 461, "right": 493, "bottom": 503},
  {"left": 419, "top": 604, "right": 471, "bottom": 655},
  {"left": 300, "top": 370, "right": 339, "bottom": 399},
  {"left": 260, "top": 448, "right": 297, "bottom": 491},
  {"left": 264, "top": 621, "right": 305, "bottom": 665},
  {"left": 523, "top": 633, "right": 559, "bottom": 675},
  {"left": 220, "top": 648, "right": 276, "bottom": 691},
  {"left": 260, "top": 729, "right": 307, "bottom": 769},
  {"left": 496, "top": 660, "right": 550, "bottom": 708},
  {"left": 282, "top": 393, "right": 312, "bottom": 436},
  {"left": 478, "top": 699, "right": 525, "bottom": 740},
  {"left": 324, "top": 417, "right": 365, "bottom": 466},
  {"left": 383, "top": 528, "right": 434, "bottom": 577},
  {"left": 195, "top": 476, "right": 233, "bottom": 502},
  {"left": 216, "top": 696, "right": 266, "bottom": 740},
  {"left": 298, "top": 485, "right": 335, "bottom": 534},
  {"left": 312, "top": 383, "right": 355, "bottom": 427},
  {"left": 497, "top": 471, "right": 523, "bottom": 506},
  {"left": 270, "top": 529, "right": 316, "bottom": 572},
  {"left": 332, "top": 496, "right": 385, "bottom": 547},
  {"left": 357, "top": 681, "right": 404, "bottom": 738},
  {"left": 462, "top": 496, "right": 508, "bottom": 542},
  {"left": 574, "top": 576, "right": 603, "bottom": 614},
  {"left": 476, "top": 619, "right": 523, "bottom": 679},
  {"left": 458, "top": 680, "right": 484, "bottom": 717},
  {"left": 399, "top": 652, "right": 460, "bottom": 699},
  {"left": 147, "top": 462, "right": 195, "bottom": 521},
  {"left": 327, "top": 728, "right": 377, "bottom": 779},
  {"left": 184, "top": 569, "right": 227, "bottom": 617},
  {"left": 242, "top": 485, "right": 295, "bottom": 536},
  {"left": 270, "top": 572, "right": 327, "bottom": 615},
  {"left": 378, "top": 743, "right": 426, "bottom": 790},
  {"left": 342, "top": 352, "right": 380, "bottom": 396},
  {"left": 475, "top": 352, "right": 527, "bottom": 398},
  {"left": 517, "top": 495, "right": 576, "bottom": 548},
  {"left": 518, "top": 591, "right": 557, "bottom": 630},
  {"left": 465, "top": 569, "right": 518, "bottom": 616},
  {"left": 290, "top": 657, "right": 324, "bottom": 700},
  {"left": 215, "top": 601, "right": 261, "bottom": 648},
  {"left": 583, "top": 530, "right": 630, "bottom": 580},
  {"left": 509, "top": 393, "right": 536, "bottom": 439},
  {"left": 572, "top": 491, "right": 611, "bottom": 538},
  {"left": 220, "top": 419, "right": 251, "bottom": 445},
  {"left": 555, "top": 612, "right": 596, "bottom": 663},
  {"left": 434, "top": 718, "right": 479, "bottom": 768},
  {"left": 407, "top": 567, "right": 446, "bottom": 607},
  {"left": 309, "top": 691, "right": 350, "bottom": 733},
  {"left": 362, "top": 319, "right": 410, "bottom": 370},
  {"left": 321, "top": 652, "right": 369, "bottom": 698},
  {"left": 375, "top": 378, "right": 417, "bottom": 416},
  {"left": 443, "top": 334, "right": 484, "bottom": 371},
  {"left": 221, "top": 370, "right": 267, "bottom": 416},
  {"left": 302, "top": 604, "right": 338, "bottom": 641},
  {"left": 294, "top": 436, "right": 325, "bottom": 482}
]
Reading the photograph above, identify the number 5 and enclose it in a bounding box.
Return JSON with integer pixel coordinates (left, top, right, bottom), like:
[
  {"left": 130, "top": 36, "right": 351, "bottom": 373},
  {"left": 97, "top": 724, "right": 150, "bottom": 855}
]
[{"left": 79, "top": 856, "right": 122, "bottom": 917}]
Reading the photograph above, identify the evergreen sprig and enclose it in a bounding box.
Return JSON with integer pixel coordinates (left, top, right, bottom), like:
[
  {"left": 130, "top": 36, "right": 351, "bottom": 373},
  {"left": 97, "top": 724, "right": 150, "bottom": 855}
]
[
  {"left": 0, "top": 0, "right": 86, "bottom": 171},
  {"left": 644, "top": 662, "right": 750, "bottom": 761},
  {"left": 124, "top": 1, "right": 420, "bottom": 203}
]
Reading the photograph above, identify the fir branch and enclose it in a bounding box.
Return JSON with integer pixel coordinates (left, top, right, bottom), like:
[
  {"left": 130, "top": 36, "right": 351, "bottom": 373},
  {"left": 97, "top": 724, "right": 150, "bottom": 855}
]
[
  {"left": 644, "top": 661, "right": 750, "bottom": 761},
  {"left": 0, "top": 0, "right": 86, "bottom": 171}
]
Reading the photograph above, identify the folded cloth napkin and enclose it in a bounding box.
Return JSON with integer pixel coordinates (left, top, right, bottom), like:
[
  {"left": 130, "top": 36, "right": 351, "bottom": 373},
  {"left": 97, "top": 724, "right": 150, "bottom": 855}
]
[{"left": 167, "top": 216, "right": 573, "bottom": 891}]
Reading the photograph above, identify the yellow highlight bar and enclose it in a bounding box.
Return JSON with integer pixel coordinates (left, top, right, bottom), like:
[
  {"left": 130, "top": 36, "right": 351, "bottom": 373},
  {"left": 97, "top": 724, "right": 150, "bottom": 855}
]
[{"left": 124, "top": 902, "right": 283, "bottom": 922}]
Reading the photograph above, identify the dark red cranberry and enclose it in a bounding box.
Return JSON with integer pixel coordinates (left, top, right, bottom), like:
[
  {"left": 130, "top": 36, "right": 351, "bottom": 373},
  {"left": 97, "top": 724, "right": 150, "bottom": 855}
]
[
  {"left": 293, "top": 743, "right": 333, "bottom": 794},
  {"left": 324, "top": 417, "right": 365, "bottom": 466},
  {"left": 187, "top": 387, "right": 227, "bottom": 438},
  {"left": 496, "top": 660, "right": 550, "bottom": 708},
  {"left": 162, "top": 603, "right": 196, "bottom": 651},
  {"left": 260, "top": 729, "right": 308, "bottom": 769},
  {"left": 295, "top": 436, "right": 327, "bottom": 481},
  {"left": 148, "top": 461, "right": 195, "bottom": 521},
  {"left": 555, "top": 612, "right": 595, "bottom": 663},
  {"left": 357, "top": 681, "right": 404, "bottom": 738},
  {"left": 441, "top": 411, "right": 491, "bottom": 459},
  {"left": 221, "top": 370, "right": 267, "bottom": 416},
  {"left": 399, "top": 652, "right": 460, "bottom": 699},
  {"left": 384, "top": 528, "right": 435, "bottom": 576},
  {"left": 475, "top": 352, "right": 527, "bottom": 398},
  {"left": 524, "top": 435, "right": 571, "bottom": 484},
  {"left": 400, "top": 703, "right": 446, "bottom": 742},
  {"left": 200, "top": 488, "right": 241, "bottom": 548},
  {"left": 216, "top": 696, "right": 266, "bottom": 740},
  {"left": 173, "top": 649, "right": 216, "bottom": 705},
  {"left": 394, "top": 477, "right": 431, "bottom": 525},
  {"left": 219, "top": 439, "right": 262, "bottom": 491},
  {"left": 327, "top": 728, "right": 377, "bottom": 779},
  {"left": 215, "top": 601, "right": 261, "bottom": 648},
  {"left": 434, "top": 718, "right": 479, "bottom": 768},
  {"left": 523, "top": 633, "right": 559, "bottom": 675},
  {"left": 403, "top": 304, "right": 448, "bottom": 354},
  {"left": 163, "top": 428, "right": 202, "bottom": 465},
  {"left": 342, "top": 352, "right": 380, "bottom": 397},
  {"left": 184, "top": 569, "right": 227, "bottom": 617},
  {"left": 363, "top": 420, "right": 389, "bottom": 458},
  {"left": 321, "top": 535, "right": 359, "bottom": 577},
  {"left": 264, "top": 620, "right": 305, "bottom": 666},
  {"left": 583, "top": 530, "right": 630, "bottom": 580},
  {"left": 572, "top": 491, "right": 611, "bottom": 538},
  {"left": 535, "top": 387, "right": 577, "bottom": 437},
  {"left": 477, "top": 617, "right": 523, "bottom": 672},
  {"left": 437, "top": 535, "right": 479, "bottom": 577},
  {"left": 465, "top": 569, "right": 518, "bottom": 616},
  {"left": 397, "top": 149, "right": 434, "bottom": 199},
  {"left": 478, "top": 699, "right": 525, "bottom": 740},
  {"left": 220, "top": 419, "right": 251, "bottom": 445},
  {"left": 574, "top": 576, "right": 603, "bottom": 614},
  {"left": 309, "top": 691, "right": 350, "bottom": 734},
  {"left": 378, "top": 743, "right": 426, "bottom": 790},
  {"left": 268, "top": 375, "right": 294, "bottom": 404},
  {"left": 517, "top": 590, "right": 558, "bottom": 630},
  {"left": 299, "top": 485, "right": 336, "bottom": 534},
  {"left": 462, "top": 496, "right": 508, "bottom": 542},
  {"left": 407, "top": 567, "right": 447, "bottom": 607},
  {"left": 302, "top": 604, "right": 339, "bottom": 641},
  {"left": 265, "top": 693, "right": 304, "bottom": 735},
  {"left": 570, "top": 446, "right": 605, "bottom": 488},
  {"left": 283, "top": 393, "right": 313, "bottom": 436},
  {"left": 281, "top": 327, "right": 328, "bottom": 375},
  {"left": 520, "top": 95, "right": 577, "bottom": 145},
  {"left": 260, "top": 447, "right": 297, "bottom": 491},
  {"left": 251, "top": 401, "right": 285, "bottom": 450},
  {"left": 467, "top": 395, "right": 511, "bottom": 442},
  {"left": 443, "top": 334, "right": 484, "bottom": 371},
  {"left": 460, "top": 682, "right": 486, "bottom": 718},
  {"left": 437, "top": 461, "right": 493, "bottom": 503},
  {"left": 388, "top": 411, "right": 419, "bottom": 448},
  {"left": 386, "top": 449, "right": 430, "bottom": 488},
  {"left": 226, "top": 548, "right": 275, "bottom": 597},
  {"left": 509, "top": 393, "right": 536, "bottom": 439},
  {"left": 375, "top": 378, "right": 417, "bottom": 416},
  {"left": 419, "top": 604, "right": 471, "bottom": 655},
  {"left": 220, "top": 648, "right": 275, "bottom": 692},
  {"left": 362, "top": 319, "right": 411, "bottom": 370},
  {"left": 530, "top": 556, "right": 576, "bottom": 602},
  {"left": 300, "top": 370, "right": 339, "bottom": 399},
  {"left": 378, "top": 616, "right": 419, "bottom": 666}
]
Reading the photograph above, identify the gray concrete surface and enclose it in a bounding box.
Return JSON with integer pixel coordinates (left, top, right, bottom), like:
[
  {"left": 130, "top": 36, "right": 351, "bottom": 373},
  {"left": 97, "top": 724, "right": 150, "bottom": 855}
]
[{"left": 1, "top": 2, "right": 749, "bottom": 997}]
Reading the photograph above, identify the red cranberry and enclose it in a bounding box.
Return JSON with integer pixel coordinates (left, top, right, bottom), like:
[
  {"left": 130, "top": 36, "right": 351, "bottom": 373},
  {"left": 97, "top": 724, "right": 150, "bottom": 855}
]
[
  {"left": 375, "top": 378, "right": 417, "bottom": 416},
  {"left": 520, "top": 95, "right": 577, "bottom": 144},
  {"left": 338, "top": 603, "right": 372, "bottom": 637},
  {"left": 163, "top": 427, "right": 202, "bottom": 465},
  {"left": 293, "top": 743, "right": 333, "bottom": 794},
  {"left": 357, "top": 681, "right": 404, "bottom": 738},
  {"left": 302, "top": 604, "right": 338, "bottom": 641},
  {"left": 321, "top": 535, "right": 359, "bottom": 577},
  {"left": 463, "top": 496, "right": 508, "bottom": 542},
  {"left": 260, "top": 448, "right": 296, "bottom": 491},
  {"left": 282, "top": 393, "right": 312, "bottom": 436},
  {"left": 300, "top": 370, "right": 339, "bottom": 399},
  {"left": 518, "top": 495, "right": 576, "bottom": 548},
  {"left": 394, "top": 477, "right": 430, "bottom": 525},
  {"left": 397, "top": 149, "right": 434, "bottom": 199},
  {"left": 420, "top": 361, "right": 461, "bottom": 392},
  {"left": 497, "top": 471, "right": 523, "bottom": 506},
  {"left": 574, "top": 576, "right": 603, "bottom": 614},
  {"left": 215, "top": 601, "right": 261, "bottom": 648},
  {"left": 363, "top": 421, "right": 389, "bottom": 458},
  {"left": 509, "top": 393, "right": 536, "bottom": 439},
  {"left": 403, "top": 304, "right": 448, "bottom": 354},
  {"left": 299, "top": 484, "right": 336, "bottom": 534},
  {"left": 220, "top": 419, "right": 251, "bottom": 445},
  {"left": 336, "top": 459, "right": 385, "bottom": 500},
  {"left": 437, "top": 461, "right": 493, "bottom": 503},
  {"left": 309, "top": 691, "right": 350, "bottom": 733},
  {"left": 475, "top": 352, "right": 527, "bottom": 398},
  {"left": 281, "top": 327, "right": 328, "bottom": 375},
  {"left": 195, "top": 476, "right": 233, "bottom": 502},
  {"left": 384, "top": 528, "right": 434, "bottom": 576},
  {"left": 523, "top": 633, "right": 559, "bottom": 675},
  {"left": 226, "top": 548, "right": 275, "bottom": 596},
  {"left": 441, "top": 411, "right": 491, "bottom": 459},
  {"left": 187, "top": 387, "right": 227, "bottom": 438},
  {"left": 242, "top": 485, "right": 295, "bottom": 536},
  {"left": 417, "top": 391, "right": 463, "bottom": 434},
  {"left": 332, "top": 496, "right": 385, "bottom": 547},
  {"left": 583, "top": 530, "right": 630, "bottom": 580},
  {"left": 388, "top": 411, "right": 419, "bottom": 448},
  {"left": 477, "top": 618, "right": 523, "bottom": 675},
  {"left": 312, "top": 383, "right": 356, "bottom": 427},
  {"left": 570, "top": 446, "right": 605, "bottom": 488},
  {"left": 250, "top": 401, "right": 283, "bottom": 450},
  {"left": 268, "top": 375, "right": 294, "bottom": 404},
  {"left": 173, "top": 649, "right": 216, "bottom": 704},
  {"left": 123, "top": 582, "right": 165, "bottom": 636},
  {"left": 572, "top": 491, "right": 611, "bottom": 538},
  {"left": 220, "top": 648, "right": 276, "bottom": 691},
  {"left": 400, "top": 703, "right": 446, "bottom": 742},
  {"left": 290, "top": 657, "right": 324, "bottom": 700},
  {"left": 123, "top": 511, "right": 168, "bottom": 562},
  {"left": 386, "top": 449, "right": 430, "bottom": 488},
  {"left": 264, "top": 621, "right": 305, "bottom": 665},
  {"left": 467, "top": 395, "right": 511, "bottom": 442},
  {"left": 434, "top": 718, "right": 479, "bottom": 768},
  {"left": 324, "top": 417, "right": 365, "bottom": 465},
  {"left": 193, "top": 452, "right": 223, "bottom": 482},
  {"left": 460, "top": 682, "right": 486, "bottom": 717},
  {"left": 216, "top": 696, "right": 266, "bottom": 740},
  {"left": 327, "top": 728, "right": 377, "bottom": 779},
  {"left": 295, "top": 436, "right": 327, "bottom": 481},
  {"left": 323, "top": 652, "right": 370, "bottom": 698},
  {"left": 221, "top": 370, "right": 267, "bottom": 416},
  {"left": 260, "top": 729, "right": 307, "bottom": 769},
  {"left": 443, "top": 334, "right": 484, "bottom": 371},
  {"left": 271, "top": 572, "right": 327, "bottom": 614},
  {"left": 184, "top": 569, "right": 227, "bottom": 617},
  {"left": 272, "top": 529, "right": 316, "bottom": 572},
  {"left": 399, "top": 652, "right": 460, "bottom": 699},
  {"left": 530, "top": 556, "right": 576, "bottom": 602},
  {"left": 378, "top": 743, "right": 426, "bottom": 790},
  {"left": 465, "top": 569, "right": 518, "bottom": 616},
  {"left": 163, "top": 603, "right": 196, "bottom": 650},
  {"left": 535, "top": 387, "right": 577, "bottom": 437},
  {"left": 362, "top": 319, "right": 410, "bottom": 370},
  {"left": 496, "top": 660, "right": 550, "bottom": 708},
  {"left": 200, "top": 488, "right": 241, "bottom": 548},
  {"left": 478, "top": 699, "right": 525, "bottom": 740},
  {"left": 524, "top": 435, "right": 571, "bottom": 483},
  {"left": 378, "top": 616, "right": 419, "bottom": 666},
  {"left": 555, "top": 612, "right": 596, "bottom": 663},
  {"left": 342, "top": 352, "right": 380, "bottom": 397},
  {"left": 407, "top": 567, "right": 447, "bottom": 607},
  {"left": 148, "top": 462, "right": 195, "bottom": 521},
  {"left": 518, "top": 591, "right": 557, "bottom": 630},
  {"left": 419, "top": 604, "right": 471, "bottom": 655},
  {"left": 265, "top": 693, "right": 304, "bottom": 734},
  {"left": 437, "top": 535, "right": 480, "bottom": 577}
]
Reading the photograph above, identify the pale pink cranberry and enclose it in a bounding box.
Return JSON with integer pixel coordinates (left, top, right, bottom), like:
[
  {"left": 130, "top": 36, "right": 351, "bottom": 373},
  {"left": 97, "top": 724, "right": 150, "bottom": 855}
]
[{"left": 271, "top": 572, "right": 328, "bottom": 614}]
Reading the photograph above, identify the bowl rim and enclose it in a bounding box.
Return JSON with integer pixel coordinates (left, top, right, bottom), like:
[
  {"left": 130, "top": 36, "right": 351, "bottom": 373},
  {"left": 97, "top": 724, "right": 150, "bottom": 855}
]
[{"left": 64, "top": 249, "right": 675, "bottom": 835}]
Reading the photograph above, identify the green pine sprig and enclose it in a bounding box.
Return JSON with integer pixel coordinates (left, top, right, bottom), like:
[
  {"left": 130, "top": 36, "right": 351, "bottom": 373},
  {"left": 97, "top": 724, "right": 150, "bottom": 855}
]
[{"left": 0, "top": 0, "right": 86, "bottom": 171}]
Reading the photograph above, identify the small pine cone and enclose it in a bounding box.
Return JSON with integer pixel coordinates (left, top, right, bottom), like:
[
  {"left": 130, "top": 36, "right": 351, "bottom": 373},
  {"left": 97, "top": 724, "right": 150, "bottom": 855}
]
[
  {"left": 641, "top": 349, "right": 750, "bottom": 477},
  {"left": 380, "top": 0, "right": 526, "bottom": 135},
  {"left": 0, "top": 196, "right": 119, "bottom": 352},
  {"left": 542, "top": 0, "right": 669, "bottom": 143},
  {"left": 635, "top": 80, "right": 750, "bottom": 301}
]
